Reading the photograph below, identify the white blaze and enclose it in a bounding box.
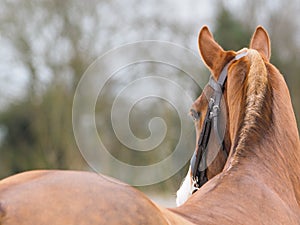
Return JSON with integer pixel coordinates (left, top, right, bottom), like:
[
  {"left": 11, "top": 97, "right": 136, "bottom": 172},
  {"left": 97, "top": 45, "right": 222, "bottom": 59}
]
[{"left": 176, "top": 166, "right": 195, "bottom": 206}]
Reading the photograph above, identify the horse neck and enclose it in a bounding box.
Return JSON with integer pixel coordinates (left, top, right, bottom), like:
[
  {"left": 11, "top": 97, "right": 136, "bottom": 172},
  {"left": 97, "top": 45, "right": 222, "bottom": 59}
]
[
  {"left": 227, "top": 56, "right": 300, "bottom": 203},
  {"left": 262, "top": 64, "right": 300, "bottom": 201}
]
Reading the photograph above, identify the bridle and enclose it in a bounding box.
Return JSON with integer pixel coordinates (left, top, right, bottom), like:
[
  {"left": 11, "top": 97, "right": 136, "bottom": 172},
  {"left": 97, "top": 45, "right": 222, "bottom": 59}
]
[{"left": 190, "top": 51, "right": 248, "bottom": 191}]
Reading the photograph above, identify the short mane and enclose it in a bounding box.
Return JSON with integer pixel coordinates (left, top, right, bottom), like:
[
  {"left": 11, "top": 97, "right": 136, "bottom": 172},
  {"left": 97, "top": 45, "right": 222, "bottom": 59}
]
[{"left": 232, "top": 49, "right": 273, "bottom": 162}]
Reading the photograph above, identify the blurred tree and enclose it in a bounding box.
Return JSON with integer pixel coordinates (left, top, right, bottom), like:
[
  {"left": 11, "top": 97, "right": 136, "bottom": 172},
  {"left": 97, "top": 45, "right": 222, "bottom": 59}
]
[
  {"left": 0, "top": 0, "right": 98, "bottom": 177},
  {"left": 0, "top": 83, "right": 86, "bottom": 177},
  {"left": 214, "top": 4, "right": 252, "bottom": 51},
  {"left": 0, "top": 0, "right": 200, "bottom": 196}
]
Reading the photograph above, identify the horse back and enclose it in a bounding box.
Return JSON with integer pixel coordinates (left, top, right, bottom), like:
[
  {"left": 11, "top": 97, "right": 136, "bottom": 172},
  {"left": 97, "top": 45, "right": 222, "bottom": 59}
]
[{"left": 0, "top": 170, "right": 171, "bottom": 225}]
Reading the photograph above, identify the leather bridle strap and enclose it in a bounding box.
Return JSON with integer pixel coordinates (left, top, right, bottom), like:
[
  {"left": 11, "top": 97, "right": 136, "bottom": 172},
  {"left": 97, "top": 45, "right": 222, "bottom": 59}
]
[
  {"left": 190, "top": 97, "right": 214, "bottom": 187},
  {"left": 209, "top": 50, "right": 248, "bottom": 151},
  {"left": 209, "top": 76, "right": 225, "bottom": 154},
  {"left": 190, "top": 50, "right": 248, "bottom": 190}
]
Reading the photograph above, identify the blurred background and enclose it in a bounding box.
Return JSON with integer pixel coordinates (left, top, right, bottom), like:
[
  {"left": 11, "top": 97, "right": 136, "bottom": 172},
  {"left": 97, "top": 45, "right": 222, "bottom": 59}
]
[{"left": 0, "top": 0, "right": 299, "bottom": 206}]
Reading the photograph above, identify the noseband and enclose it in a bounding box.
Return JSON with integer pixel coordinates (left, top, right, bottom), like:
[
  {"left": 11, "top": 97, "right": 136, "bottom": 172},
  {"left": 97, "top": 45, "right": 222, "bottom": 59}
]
[{"left": 190, "top": 51, "right": 248, "bottom": 191}]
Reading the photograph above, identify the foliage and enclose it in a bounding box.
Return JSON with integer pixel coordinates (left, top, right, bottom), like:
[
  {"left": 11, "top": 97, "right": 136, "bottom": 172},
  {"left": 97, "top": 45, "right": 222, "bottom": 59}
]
[
  {"left": 0, "top": 84, "right": 85, "bottom": 177},
  {"left": 214, "top": 5, "right": 252, "bottom": 51}
]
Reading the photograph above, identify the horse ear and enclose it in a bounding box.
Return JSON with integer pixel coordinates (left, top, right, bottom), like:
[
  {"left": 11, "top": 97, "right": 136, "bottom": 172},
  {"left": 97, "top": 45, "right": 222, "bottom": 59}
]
[
  {"left": 198, "top": 26, "right": 225, "bottom": 79},
  {"left": 250, "top": 26, "right": 271, "bottom": 61}
]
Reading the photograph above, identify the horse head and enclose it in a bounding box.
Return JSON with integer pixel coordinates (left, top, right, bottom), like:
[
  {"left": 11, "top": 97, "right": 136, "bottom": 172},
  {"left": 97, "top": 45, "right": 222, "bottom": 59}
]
[{"left": 177, "top": 25, "right": 272, "bottom": 206}]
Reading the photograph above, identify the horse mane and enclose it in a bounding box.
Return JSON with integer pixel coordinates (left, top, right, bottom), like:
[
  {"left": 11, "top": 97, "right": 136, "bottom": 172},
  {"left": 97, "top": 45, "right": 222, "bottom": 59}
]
[{"left": 231, "top": 49, "right": 273, "bottom": 163}]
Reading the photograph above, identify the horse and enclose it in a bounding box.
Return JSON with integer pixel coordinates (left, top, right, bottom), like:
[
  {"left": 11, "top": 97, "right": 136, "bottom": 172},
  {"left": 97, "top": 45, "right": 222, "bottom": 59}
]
[
  {"left": 0, "top": 25, "right": 299, "bottom": 225},
  {"left": 174, "top": 26, "right": 300, "bottom": 224}
]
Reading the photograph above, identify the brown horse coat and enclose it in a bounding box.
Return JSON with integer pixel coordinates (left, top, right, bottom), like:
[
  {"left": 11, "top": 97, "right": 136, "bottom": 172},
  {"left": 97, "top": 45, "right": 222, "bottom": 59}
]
[
  {"left": 0, "top": 26, "right": 299, "bottom": 225},
  {"left": 0, "top": 170, "right": 193, "bottom": 225},
  {"left": 171, "top": 26, "right": 300, "bottom": 224}
]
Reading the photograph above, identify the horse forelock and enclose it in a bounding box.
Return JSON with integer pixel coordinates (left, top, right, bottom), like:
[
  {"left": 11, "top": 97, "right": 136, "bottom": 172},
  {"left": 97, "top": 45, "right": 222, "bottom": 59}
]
[{"left": 230, "top": 49, "right": 273, "bottom": 164}]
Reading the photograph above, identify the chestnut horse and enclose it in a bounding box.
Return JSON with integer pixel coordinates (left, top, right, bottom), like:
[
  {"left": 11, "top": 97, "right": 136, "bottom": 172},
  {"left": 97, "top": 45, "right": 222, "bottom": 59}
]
[{"left": 0, "top": 26, "right": 299, "bottom": 225}]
